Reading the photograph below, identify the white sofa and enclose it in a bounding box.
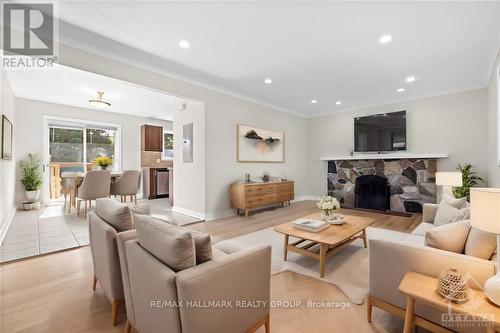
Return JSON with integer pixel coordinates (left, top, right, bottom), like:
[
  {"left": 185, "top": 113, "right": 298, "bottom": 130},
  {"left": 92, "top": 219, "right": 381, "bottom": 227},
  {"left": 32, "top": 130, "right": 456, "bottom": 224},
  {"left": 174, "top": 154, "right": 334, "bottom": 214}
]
[{"left": 368, "top": 203, "right": 496, "bottom": 332}]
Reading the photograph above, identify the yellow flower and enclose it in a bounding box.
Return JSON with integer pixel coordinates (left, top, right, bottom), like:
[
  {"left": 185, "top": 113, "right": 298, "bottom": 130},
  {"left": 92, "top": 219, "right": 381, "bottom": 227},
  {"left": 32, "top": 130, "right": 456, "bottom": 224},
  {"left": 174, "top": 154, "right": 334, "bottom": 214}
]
[{"left": 94, "top": 156, "right": 113, "bottom": 167}]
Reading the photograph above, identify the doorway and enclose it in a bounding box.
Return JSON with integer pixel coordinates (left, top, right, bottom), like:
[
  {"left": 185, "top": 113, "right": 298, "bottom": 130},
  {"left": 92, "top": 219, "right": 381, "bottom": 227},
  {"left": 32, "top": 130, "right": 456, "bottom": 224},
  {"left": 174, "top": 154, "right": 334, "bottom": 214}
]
[{"left": 42, "top": 116, "right": 121, "bottom": 204}]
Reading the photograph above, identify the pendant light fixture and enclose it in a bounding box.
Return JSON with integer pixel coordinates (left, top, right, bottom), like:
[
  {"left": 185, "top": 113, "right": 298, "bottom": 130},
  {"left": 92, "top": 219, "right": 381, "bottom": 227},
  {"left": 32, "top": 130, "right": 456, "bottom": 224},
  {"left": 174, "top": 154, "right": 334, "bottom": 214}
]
[{"left": 89, "top": 91, "right": 111, "bottom": 108}]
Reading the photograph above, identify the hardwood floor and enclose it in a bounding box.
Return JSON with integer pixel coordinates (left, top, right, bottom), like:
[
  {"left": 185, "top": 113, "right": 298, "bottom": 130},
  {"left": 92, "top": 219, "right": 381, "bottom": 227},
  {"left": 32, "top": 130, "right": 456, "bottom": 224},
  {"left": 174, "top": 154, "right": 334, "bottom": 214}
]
[
  {"left": 189, "top": 200, "right": 421, "bottom": 242},
  {"left": 0, "top": 200, "right": 419, "bottom": 333}
]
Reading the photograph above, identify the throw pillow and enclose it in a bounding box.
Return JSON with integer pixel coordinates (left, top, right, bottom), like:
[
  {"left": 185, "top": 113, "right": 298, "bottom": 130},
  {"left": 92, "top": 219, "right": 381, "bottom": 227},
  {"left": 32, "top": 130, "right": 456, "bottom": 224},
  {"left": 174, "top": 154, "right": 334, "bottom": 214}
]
[
  {"left": 425, "top": 220, "right": 471, "bottom": 253},
  {"left": 135, "top": 214, "right": 196, "bottom": 271},
  {"left": 96, "top": 198, "right": 133, "bottom": 232},
  {"left": 131, "top": 204, "right": 151, "bottom": 216},
  {"left": 175, "top": 226, "right": 212, "bottom": 264},
  {"left": 434, "top": 195, "right": 470, "bottom": 226},
  {"left": 443, "top": 195, "right": 468, "bottom": 209},
  {"left": 465, "top": 227, "right": 497, "bottom": 260}
]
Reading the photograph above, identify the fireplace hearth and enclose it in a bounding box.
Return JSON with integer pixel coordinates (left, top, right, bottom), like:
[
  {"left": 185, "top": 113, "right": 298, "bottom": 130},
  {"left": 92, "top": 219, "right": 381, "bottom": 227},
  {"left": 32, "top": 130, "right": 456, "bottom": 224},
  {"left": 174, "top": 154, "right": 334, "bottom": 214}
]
[{"left": 327, "top": 158, "right": 437, "bottom": 214}]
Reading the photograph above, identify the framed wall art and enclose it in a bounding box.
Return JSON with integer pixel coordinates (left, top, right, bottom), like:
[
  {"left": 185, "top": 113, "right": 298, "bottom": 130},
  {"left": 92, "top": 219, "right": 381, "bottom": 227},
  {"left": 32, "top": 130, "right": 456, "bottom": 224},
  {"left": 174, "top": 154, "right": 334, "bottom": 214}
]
[
  {"left": 1, "top": 115, "right": 13, "bottom": 160},
  {"left": 237, "top": 124, "right": 284, "bottom": 163}
]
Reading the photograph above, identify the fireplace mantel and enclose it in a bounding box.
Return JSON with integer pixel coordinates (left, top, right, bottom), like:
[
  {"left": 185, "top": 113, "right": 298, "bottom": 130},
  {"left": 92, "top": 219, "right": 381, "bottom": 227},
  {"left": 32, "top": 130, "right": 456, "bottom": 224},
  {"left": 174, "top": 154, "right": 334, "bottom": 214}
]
[{"left": 320, "top": 153, "right": 448, "bottom": 161}]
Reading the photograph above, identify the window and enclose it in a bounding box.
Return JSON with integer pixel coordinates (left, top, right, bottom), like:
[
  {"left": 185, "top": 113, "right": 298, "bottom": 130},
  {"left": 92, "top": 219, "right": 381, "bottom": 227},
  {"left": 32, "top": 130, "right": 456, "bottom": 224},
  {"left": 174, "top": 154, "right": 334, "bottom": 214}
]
[
  {"left": 498, "top": 66, "right": 500, "bottom": 165},
  {"left": 48, "top": 118, "right": 121, "bottom": 172},
  {"left": 86, "top": 128, "right": 117, "bottom": 169},
  {"left": 162, "top": 130, "right": 173, "bottom": 160}
]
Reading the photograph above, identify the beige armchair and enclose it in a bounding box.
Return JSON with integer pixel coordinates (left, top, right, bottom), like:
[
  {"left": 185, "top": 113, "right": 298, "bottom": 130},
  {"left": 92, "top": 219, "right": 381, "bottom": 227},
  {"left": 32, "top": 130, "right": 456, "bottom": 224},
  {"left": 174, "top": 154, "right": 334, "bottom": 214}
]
[
  {"left": 117, "top": 234, "right": 272, "bottom": 333},
  {"left": 110, "top": 170, "right": 141, "bottom": 205},
  {"left": 89, "top": 199, "right": 135, "bottom": 326},
  {"left": 77, "top": 170, "right": 111, "bottom": 218},
  {"left": 367, "top": 203, "right": 496, "bottom": 332}
]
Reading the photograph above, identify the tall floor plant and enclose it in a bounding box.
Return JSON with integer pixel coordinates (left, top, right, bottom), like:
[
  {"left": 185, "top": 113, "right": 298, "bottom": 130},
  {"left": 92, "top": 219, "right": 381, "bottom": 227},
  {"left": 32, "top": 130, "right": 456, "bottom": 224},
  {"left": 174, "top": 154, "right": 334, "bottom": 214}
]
[{"left": 452, "top": 163, "right": 485, "bottom": 201}]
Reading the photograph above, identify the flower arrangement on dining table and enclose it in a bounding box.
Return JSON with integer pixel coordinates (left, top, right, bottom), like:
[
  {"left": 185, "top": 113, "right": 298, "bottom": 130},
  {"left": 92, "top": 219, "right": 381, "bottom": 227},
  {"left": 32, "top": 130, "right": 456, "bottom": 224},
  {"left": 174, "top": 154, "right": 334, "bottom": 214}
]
[
  {"left": 94, "top": 156, "right": 113, "bottom": 170},
  {"left": 317, "top": 195, "right": 340, "bottom": 219}
]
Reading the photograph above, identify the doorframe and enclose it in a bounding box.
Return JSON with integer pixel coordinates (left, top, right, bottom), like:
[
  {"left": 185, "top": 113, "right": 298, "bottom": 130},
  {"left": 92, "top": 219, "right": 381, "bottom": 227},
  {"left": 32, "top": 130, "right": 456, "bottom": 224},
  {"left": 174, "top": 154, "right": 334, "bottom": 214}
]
[{"left": 42, "top": 115, "right": 122, "bottom": 204}]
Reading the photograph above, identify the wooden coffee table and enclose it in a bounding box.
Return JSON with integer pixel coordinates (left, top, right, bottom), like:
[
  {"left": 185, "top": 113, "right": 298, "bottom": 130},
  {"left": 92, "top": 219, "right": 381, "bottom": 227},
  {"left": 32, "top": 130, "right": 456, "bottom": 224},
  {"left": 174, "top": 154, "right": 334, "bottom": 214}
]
[{"left": 274, "top": 212, "right": 375, "bottom": 278}]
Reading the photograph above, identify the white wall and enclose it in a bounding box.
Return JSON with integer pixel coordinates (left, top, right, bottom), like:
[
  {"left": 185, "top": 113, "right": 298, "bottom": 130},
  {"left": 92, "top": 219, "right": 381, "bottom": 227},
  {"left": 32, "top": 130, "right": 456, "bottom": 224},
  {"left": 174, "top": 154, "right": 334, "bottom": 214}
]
[
  {"left": 487, "top": 50, "right": 500, "bottom": 187},
  {"left": 0, "top": 69, "right": 16, "bottom": 243},
  {"left": 57, "top": 44, "right": 309, "bottom": 218},
  {"left": 14, "top": 98, "right": 171, "bottom": 204},
  {"left": 307, "top": 88, "right": 489, "bottom": 196},
  {"left": 172, "top": 101, "right": 206, "bottom": 218}
]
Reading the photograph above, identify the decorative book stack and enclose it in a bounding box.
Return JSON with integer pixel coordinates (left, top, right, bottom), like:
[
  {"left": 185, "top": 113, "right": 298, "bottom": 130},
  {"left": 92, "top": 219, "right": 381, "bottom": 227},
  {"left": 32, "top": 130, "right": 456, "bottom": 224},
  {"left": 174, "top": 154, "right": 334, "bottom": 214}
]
[{"left": 292, "top": 219, "right": 329, "bottom": 233}]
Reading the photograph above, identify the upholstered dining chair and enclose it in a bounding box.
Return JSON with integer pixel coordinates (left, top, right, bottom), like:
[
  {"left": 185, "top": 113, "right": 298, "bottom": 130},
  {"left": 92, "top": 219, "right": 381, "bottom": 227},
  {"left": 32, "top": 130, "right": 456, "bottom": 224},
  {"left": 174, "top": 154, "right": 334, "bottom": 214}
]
[
  {"left": 76, "top": 170, "right": 111, "bottom": 218},
  {"left": 110, "top": 170, "right": 141, "bottom": 205},
  {"left": 60, "top": 177, "right": 72, "bottom": 207}
]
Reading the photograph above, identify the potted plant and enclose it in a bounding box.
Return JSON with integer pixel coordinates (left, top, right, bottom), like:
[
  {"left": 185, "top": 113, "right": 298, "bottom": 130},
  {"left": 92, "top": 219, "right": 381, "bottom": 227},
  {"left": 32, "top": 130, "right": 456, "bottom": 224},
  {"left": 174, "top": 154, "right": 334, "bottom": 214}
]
[
  {"left": 452, "top": 163, "right": 485, "bottom": 201},
  {"left": 20, "top": 153, "right": 43, "bottom": 202},
  {"left": 94, "top": 156, "right": 113, "bottom": 170}
]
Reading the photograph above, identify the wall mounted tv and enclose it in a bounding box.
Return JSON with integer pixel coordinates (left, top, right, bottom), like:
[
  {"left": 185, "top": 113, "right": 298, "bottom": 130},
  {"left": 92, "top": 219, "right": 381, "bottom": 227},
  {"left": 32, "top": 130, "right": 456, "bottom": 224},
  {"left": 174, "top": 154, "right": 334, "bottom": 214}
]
[{"left": 354, "top": 110, "right": 406, "bottom": 152}]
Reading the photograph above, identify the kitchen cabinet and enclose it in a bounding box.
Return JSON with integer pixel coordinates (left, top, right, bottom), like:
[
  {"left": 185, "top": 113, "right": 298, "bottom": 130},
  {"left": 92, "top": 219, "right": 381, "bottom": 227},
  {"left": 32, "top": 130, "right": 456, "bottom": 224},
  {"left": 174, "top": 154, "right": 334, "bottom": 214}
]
[{"left": 141, "top": 125, "right": 163, "bottom": 152}]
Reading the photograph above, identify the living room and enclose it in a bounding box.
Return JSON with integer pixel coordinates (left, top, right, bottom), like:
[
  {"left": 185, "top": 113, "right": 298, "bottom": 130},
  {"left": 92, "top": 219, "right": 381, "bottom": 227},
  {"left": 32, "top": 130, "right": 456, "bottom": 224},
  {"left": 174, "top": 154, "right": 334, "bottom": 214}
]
[{"left": 1, "top": 1, "right": 500, "bottom": 333}]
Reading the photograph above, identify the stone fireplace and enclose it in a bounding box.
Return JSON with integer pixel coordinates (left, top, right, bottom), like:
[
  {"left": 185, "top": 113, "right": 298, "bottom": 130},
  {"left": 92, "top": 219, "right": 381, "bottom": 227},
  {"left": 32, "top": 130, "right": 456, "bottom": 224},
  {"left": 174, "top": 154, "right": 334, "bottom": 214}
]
[{"left": 327, "top": 158, "right": 437, "bottom": 213}]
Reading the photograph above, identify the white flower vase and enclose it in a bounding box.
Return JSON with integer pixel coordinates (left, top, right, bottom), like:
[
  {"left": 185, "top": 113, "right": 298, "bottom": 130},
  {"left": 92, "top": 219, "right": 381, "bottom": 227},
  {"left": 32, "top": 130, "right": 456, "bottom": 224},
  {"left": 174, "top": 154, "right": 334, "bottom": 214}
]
[
  {"left": 98, "top": 166, "right": 107, "bottom": 170},
  {"left": 25, "top": 190, "right": 40, "bottom": 202},
  {"left": 321, "top": 210, "right": 333, "bottom": 221}
]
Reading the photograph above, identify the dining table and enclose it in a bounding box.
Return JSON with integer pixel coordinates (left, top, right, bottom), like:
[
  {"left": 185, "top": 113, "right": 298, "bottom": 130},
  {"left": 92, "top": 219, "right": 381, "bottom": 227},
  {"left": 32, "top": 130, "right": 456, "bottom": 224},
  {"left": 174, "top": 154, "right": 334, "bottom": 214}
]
[{"left": 60, "top": 171, "right": 123, "bottom": 213}]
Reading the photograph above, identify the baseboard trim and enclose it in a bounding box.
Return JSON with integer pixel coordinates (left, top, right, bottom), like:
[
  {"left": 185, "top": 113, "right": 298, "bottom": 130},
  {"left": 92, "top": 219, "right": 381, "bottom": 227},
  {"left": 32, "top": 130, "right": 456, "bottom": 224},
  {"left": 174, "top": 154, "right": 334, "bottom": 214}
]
[
  {"left": 172, "top": 206, "right": 205, "bottom": 221},
  {"left": 0, "top": 208, "right": 17, "bottom": 246},
  {"left": 292, "top": 195, "right": 319, "bottom": 202},
  {"left": 205, "top": 209, "right": 236, "bottom": 222}
]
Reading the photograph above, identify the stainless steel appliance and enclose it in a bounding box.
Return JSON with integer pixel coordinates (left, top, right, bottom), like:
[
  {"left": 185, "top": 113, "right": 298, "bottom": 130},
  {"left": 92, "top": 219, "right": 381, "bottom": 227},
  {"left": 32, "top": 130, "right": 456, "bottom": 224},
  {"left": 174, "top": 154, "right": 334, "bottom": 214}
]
[{"left": 142, "top": 167, "right": 169, "bottom": 199}]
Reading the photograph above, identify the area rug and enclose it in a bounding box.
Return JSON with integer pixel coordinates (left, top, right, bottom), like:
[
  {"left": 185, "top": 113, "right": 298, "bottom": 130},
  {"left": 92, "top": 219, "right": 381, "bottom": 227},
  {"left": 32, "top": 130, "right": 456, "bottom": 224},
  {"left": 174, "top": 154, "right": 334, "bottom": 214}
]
[{"left": 215, "top": 226, "right": 407, "bottom": 305}]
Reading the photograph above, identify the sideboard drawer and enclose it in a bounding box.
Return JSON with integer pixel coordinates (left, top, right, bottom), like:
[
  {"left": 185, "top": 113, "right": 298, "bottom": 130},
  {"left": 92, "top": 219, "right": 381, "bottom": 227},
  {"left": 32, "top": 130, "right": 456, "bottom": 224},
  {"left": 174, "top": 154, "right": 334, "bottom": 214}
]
[
  {"left": 245, "top": 184, "right": 277, "bottom": 197},
  {"left": 245, "top": 194, "right": 278, "bottom": 208},
  {"left": 277, "top": 183, "right": 294, "bottom": 192},
  {"left": 277, "top": 191, "right": 294, "bottom": 202}
]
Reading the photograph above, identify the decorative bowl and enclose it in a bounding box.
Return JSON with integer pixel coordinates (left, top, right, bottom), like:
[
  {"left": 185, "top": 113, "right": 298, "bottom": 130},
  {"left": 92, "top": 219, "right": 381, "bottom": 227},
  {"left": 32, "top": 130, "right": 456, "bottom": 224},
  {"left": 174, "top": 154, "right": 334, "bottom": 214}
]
[{"left": 325, "top": 214, "right": 346, "bottom": 225}]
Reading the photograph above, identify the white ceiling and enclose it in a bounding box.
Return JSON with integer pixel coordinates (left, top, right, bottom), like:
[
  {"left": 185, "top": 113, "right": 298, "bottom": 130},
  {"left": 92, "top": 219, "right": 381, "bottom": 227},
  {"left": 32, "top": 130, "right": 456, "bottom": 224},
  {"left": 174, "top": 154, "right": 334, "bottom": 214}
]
[
  {"left": 36, "top": 2, "right": 500, "bottom": 117},
  {"left": 5, "top": 64, "right": 185, "bottom": 120}
]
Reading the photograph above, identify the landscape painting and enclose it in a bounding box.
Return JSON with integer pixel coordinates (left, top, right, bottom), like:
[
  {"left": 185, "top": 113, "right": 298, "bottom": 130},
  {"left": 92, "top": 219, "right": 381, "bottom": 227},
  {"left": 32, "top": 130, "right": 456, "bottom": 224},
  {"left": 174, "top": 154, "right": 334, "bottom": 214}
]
[{"left": 237, "top": 124, "right": 284, "bottom": 163}]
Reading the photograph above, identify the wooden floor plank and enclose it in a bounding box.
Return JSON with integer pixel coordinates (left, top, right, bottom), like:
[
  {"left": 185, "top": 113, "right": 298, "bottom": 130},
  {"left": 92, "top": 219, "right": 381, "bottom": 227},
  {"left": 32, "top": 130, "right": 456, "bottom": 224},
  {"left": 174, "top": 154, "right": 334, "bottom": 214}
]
[{"left": 1, "top": 200, "right": 416, "bottom": 333}]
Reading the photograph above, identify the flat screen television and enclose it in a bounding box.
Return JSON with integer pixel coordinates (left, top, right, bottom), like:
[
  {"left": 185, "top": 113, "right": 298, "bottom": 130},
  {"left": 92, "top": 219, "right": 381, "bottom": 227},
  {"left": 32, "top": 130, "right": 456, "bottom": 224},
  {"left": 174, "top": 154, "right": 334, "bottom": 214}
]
[{"left": 354, "top": 110, "right": 406, "bottom": 152}]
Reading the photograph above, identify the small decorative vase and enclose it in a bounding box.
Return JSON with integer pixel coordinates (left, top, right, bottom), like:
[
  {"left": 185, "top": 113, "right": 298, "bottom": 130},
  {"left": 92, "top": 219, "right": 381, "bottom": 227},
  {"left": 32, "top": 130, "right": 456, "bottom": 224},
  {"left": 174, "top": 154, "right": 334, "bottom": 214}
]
[
  {"left": 98, "top": 166, "right": 107, "bottom": 170},
  {"left": 437, "top": 267, "right": 469, "bottom": 303},
  {"left": 321, "top": 210, "right": 334, "bottom": 221},
  {"left": 25, "top": 190, "right": 40, "bottom": 202}
]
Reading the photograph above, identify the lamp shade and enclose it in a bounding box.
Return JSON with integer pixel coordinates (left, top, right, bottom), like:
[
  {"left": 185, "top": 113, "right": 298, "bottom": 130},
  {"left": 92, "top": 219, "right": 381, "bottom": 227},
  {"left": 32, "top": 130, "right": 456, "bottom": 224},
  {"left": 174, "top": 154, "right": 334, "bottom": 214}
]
[
  {"left": 470, "top": 188, "right": 500, "bottom": 234},
  {"left": 435, "top": 172, "right": 463, "bottom": 187}
]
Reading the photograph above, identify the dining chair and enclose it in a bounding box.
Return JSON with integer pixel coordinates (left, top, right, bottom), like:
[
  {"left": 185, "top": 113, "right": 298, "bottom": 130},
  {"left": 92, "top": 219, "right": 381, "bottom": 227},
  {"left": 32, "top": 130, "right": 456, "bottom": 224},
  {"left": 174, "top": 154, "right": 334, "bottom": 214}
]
[
  {"left": 76, "top": 170, "right": 112, "bottom": 218},
  {"left": 61, "top": 177, "right": 72, "bottom": 208},
  {"left": 110, "top": 170, "right": 141, "bottom": 205}
]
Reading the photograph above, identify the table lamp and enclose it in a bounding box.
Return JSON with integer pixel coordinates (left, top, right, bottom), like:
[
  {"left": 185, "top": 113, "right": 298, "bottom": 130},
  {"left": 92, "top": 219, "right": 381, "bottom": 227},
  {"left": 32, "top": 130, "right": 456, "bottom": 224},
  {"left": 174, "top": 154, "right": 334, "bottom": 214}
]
[
  {"left": 470, "top": 188, "right": 500, "bottom": 305},
  {"left": 435, "top": 172, "right": 463, "bottom": 197}
]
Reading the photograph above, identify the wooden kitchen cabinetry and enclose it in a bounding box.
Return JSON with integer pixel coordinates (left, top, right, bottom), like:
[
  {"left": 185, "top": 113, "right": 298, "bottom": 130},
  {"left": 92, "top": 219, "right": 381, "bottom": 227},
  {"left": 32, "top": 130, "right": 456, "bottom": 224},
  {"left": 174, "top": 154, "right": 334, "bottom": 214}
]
[
  {"left": 141, "top": 125, "right": 163, "bottom": 152},
  {"left": 230, "top": 180, "right": 294, "bottom": 217}
]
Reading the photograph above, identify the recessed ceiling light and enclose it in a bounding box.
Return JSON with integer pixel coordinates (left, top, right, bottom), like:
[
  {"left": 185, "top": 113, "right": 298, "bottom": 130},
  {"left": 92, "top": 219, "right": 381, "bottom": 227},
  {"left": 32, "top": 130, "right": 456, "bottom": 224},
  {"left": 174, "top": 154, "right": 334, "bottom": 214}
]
[
  {"left": 310, "top": 99, "right": 318, "bottom": 104},
  {"left": 264, "top": 78, "right": 272, "bottom": 84},
  {"left": 406, "top": 76, "right": 416, "bottom": 83},
  {"left": 397, "top": 88, "right": 405, "bottom": 92},
  {"left": 335, "top": 101, "right": 342, "bottom": 105},
  {"left": 179, "top": 40, "right": 190, "bottom": 49},
  {"left": 379, "top": 34, "right": 392, "bottom": 44}
]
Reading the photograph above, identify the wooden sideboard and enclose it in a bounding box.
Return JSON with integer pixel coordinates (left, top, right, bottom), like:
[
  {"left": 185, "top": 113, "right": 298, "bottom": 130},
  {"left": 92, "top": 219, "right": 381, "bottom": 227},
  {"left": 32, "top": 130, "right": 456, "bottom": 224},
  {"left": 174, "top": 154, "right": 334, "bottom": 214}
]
[{"left": 230, "top": 180, "right": 294, "bottom": 217}]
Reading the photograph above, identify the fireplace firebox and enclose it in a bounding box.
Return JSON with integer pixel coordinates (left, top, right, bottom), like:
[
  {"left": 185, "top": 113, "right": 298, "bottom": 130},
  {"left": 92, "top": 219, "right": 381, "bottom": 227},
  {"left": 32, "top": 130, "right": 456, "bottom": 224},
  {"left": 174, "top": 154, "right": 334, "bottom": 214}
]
[{"left": 354, "top": 175, "right": 390, "bottom": 212}]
